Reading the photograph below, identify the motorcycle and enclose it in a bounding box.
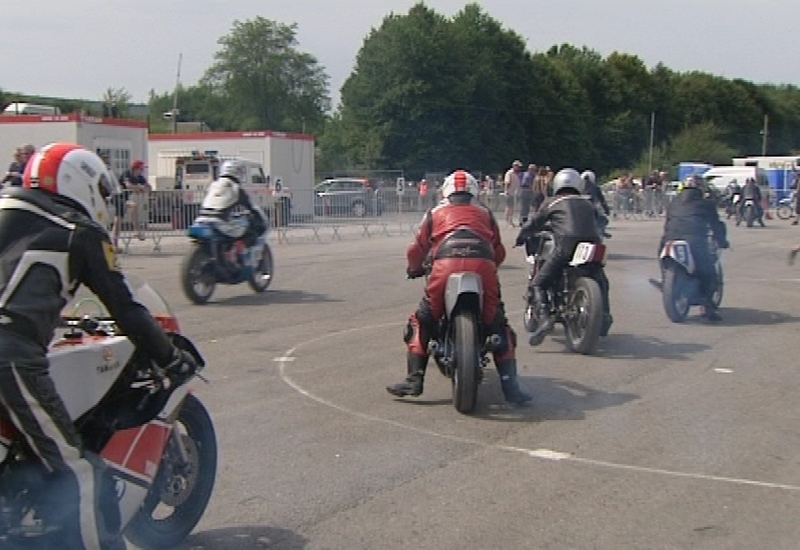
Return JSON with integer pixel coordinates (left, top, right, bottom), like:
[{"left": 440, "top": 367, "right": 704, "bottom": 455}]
[
  {"left": 411, "top": 263, "right": 502, "bottom": 415},
  {"left": 182, "top": 212, "right": 274, "bottom": 305},
  {"left": 658, "top": 236, "right": 724, "bottom": 323},
  {"left": 0, "top": 276, "right": 216, "bottom": 550},
  {"left": 726, "top": 193, "right": 741, "bottom": 222},
  {"left": 521, "top": 232, "right": 609, "bottom": 355},
  {"left": 742, "top": 198, "right": 757, "bottom": 228}
]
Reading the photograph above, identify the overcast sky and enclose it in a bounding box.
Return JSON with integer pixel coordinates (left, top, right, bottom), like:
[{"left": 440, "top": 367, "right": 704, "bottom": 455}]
[{"left": 1, "top": 0, "right": 795, "bottom": 108}]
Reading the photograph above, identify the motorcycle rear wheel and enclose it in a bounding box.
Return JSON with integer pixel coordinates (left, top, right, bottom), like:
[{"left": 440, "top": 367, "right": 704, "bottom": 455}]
[
  {"left": 564, "top": 277, "right": 603, "bottom": 355},
  {"left": 125, "top": 394, "right": 218, "bottom": 549},
  {"left": 662, "top": 266, "right": 691, "bottom": 323},
  {"left": 452, "top": 310, "right": 480, "bottom": 415}
]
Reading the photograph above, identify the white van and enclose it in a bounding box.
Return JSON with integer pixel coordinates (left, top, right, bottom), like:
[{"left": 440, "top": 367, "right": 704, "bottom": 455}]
[
  {"left": 703, "top": 166, "right": 768, "bottom": 193},
  {"left": 2, "top": 102, "right": 61, "bottom": 116}
]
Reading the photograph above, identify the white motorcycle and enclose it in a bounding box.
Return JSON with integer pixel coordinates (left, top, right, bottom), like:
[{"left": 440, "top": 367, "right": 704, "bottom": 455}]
[{"left": 0, "top": 276, "right": 217, "bottom": 549}]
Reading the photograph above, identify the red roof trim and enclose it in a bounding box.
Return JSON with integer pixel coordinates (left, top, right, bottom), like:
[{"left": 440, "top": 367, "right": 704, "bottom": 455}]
[
  {"left": 0, "top": 113, "right": 147, "bottom": 128},
  {"left": 149, "top": 130, "right": 314, "bottom": 141}
]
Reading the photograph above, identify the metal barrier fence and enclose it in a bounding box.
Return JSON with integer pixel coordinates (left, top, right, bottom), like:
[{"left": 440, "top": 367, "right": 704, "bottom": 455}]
[
  {"left": 112, "top": 187, "right": 516, "bottom": 253},
  {"left": 116, "top": 186, "right": 790, "bottom": 253}
]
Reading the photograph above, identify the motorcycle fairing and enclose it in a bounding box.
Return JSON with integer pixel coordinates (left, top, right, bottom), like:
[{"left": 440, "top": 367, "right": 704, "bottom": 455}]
[
  {"left": 444, "top": 272, "right": 483, "bottom": 319},
  {"left": 660, "top": 240, "right": 695, "bottom": 274}
]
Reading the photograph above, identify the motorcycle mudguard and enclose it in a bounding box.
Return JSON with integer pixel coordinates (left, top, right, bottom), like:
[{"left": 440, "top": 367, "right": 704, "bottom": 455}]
[
  {"left": 444, "top": 272, "right": 482, "bottom": 320},
  {"left": 660, "top": 240, "right": 695, "bottom": 274}
]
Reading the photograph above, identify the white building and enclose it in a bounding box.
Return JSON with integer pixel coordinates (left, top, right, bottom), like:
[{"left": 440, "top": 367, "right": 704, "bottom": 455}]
[
  {"left": 0, "top": 113, "right": 147, "bottom": 177},
  {"left": 733, "top": 155, "right": 799, "bottom": 169},
  {"left": 148, "top": 130, "right": 315, "bottom": 218}
]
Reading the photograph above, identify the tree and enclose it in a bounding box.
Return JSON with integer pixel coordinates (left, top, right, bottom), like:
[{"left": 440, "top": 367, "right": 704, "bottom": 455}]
[
  {"left": 666, "top": 122, "right": 739, "bottom": 165},
  {"left": 102, "top": 87, "right": 132, "bottom": 118},
  {"left": 202, "top": 16, "right": 330, "bottom": 134}
]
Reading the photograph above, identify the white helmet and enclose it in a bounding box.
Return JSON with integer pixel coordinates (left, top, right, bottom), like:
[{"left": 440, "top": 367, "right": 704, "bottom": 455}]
[
  {"left": 23, "top": 142, "right": 113, "bottom": 225},
  {"left": 220, "top": 159, "right": 247, "bottom": 183},
  {"left": 580, "top": 170, "right": 596, "bottom": 186},
  {"left": 553, "top": 168, "right": 584, "bottom": 195},
  {"left": 441, "top": 170, "right": 480, "bottom": 199}
]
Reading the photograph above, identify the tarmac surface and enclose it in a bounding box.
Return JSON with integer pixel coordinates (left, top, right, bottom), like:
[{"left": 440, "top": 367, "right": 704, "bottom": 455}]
[{"left": 117, "top": 216, "right": 800, "bottom": 549}]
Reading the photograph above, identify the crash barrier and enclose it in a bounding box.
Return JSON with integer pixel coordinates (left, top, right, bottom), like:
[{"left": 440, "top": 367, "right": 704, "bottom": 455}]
[{"left": 111, "top": 188, "right": 455, "bottom": 253}]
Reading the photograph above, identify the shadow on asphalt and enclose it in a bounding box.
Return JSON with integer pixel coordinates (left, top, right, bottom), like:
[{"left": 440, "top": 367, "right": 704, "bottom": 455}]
[
  {"left": 210, "top": 289, "right": 343, "bottom": 306},
  {"left": 593, "top": 333, "right": 711, "bottom": 361},
  {"left": 476, "top": 376, "right": 638, "bottom": 422},
  {"left": 171, "top": 525, "right": 308, "bottom": 549},
  {"left": 607, "top": 252, "right": 655, "bottom": 262},
  {"left": 708, "top": 307, "right": 800, "bottom": 327}
]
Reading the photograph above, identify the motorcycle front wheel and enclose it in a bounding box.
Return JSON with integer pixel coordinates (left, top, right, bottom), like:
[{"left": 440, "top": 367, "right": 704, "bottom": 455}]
[
  {"left": 777, "top": 204, "right": 794, "bottom": 220},
  {"left": 564, "top": 276, "right": 603, "bottom": 355},
  {"left": 181, "top": 245, "right": 216, "bottom": 305},
  {"left": 248, "top": 243, "right": 274, "bottom": 293},
  {"left": 452, "top": 310, "right": 480, "bottom": 415},
  {"left": 125, "top": 394, "right": 218, "bottom": 550},
  {"left": 712, "top": 261, "right": 724, "bottom": 309}
]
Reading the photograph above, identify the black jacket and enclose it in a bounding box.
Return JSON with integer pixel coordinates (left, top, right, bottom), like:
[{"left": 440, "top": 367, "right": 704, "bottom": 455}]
[
  {"left": 0, "top": 188, "right": 174, "bottom": 366},
  {"left": 742, "top": 180, "right": 761, "bottom": 201},
  {"left": 517, "top": 192, "right": 601, "bottom": 248},
  {"left": 586, "top": 181, "right": 609, "bottom": 215},
  {"left": 662, "top": 188, "right": 726, "bottom": 246}
]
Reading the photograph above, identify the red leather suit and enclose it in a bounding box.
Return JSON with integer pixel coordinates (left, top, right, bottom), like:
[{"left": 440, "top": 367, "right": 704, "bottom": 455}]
[{"left": 406, "top": 195, "right": 513, "bottom": 361}]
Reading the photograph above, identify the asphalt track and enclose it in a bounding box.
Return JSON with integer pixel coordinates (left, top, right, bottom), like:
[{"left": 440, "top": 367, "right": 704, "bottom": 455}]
[{"left": 118, "top": 216, "right": 800, "bottom": 549}]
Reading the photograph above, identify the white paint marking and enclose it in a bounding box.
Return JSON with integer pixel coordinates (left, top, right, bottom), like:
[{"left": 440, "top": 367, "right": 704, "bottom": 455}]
[
  {"left": 278, "top": 318, "right": 800, "bottom": 494},
  {"left": 273, "top": 356, "right": 295, "bottom": 363},
  {"left": 714, "top": 368, "right": 733, "bottom": 374}
]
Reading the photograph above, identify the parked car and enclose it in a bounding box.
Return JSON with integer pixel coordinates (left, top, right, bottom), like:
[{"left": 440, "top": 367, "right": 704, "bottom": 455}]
[{"left": 314, "top": 178, "right": 384, "bottom": 218}]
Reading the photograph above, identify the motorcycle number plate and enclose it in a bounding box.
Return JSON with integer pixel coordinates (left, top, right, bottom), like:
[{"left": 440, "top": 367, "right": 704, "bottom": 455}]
[
  {"left": 673, "top": 243, "right": 690, "bottom": 265},
  {"left": 570, "top": 243, "right": 601, "bottom": 266}
]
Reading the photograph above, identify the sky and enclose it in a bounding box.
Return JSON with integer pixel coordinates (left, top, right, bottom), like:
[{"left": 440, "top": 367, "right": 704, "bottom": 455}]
[{"left": 1, "top": 0, "right": 796, "bottom": 109}]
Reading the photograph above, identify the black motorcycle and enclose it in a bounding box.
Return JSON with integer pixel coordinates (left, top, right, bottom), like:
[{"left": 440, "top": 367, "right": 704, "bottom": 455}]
[{"left": 521, "top": 232, "right": 610, "bottom": 355}]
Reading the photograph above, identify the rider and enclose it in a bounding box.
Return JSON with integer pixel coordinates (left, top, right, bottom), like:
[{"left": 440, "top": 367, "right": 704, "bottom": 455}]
[
  {"left": 659, "top": 174, "right": 729, "bottom": 321},
  {"left": 515, "top": 168, "right": 612, "bottom": 345},
  {"left": 725, "top": 178, "right": 742, "bottom": 220},
  {"left": 738, "top": 177, "right": 765, "bottom": 227},
  {"left": 0, "top": 143, "right": 199, "bottom": 550},
  {"left": 580, "top": 170, "right": 611, "bottom": 238},
  {"left": 386, "top": 170, "right": 531, "bottom": 406},
  {"left": 198, "top": 159, "right": 269, "bottom": 267}
]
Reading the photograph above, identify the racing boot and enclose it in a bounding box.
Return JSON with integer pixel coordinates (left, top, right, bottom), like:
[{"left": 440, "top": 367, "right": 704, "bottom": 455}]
[
  {"left": 386, "top": 353, "right": 428, "bottom": 397},
  {"left": 529, "top": 286, "right": 554, "bottom": 346},
  {"left": 496, "top": 359, "right": 532, "bottom": 406},
  {"left": 701, "top": 294, "right": 722, "bottom": 322}
]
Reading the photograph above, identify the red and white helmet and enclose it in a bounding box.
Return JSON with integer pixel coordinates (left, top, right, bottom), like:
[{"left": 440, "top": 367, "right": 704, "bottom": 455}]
[
  {"left": 23, "top": 143, "right": 113, "bottom": 225},
  {"left": 441, "top": 170, "right": 479, "bottom": 199}
]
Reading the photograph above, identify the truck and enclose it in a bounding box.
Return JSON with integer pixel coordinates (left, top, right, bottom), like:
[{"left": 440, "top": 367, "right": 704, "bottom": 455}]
[{"left": 150, "top": 149, "right": 293, "bottom": 226}]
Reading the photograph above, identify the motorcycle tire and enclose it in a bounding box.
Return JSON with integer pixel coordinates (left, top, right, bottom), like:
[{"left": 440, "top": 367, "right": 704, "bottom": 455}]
[
  {"left": 777, "top": 204, "right": 794, "bottom": 221},
  {"left": 712, "top": 261, "right": 724, "bottom": 309},
  {"left": 745, "top": 205, "right": 755, "bottom": 228},
  {"left": 125, "top": 394, "right": 218, "bottom": 549},
  {"left": 662, "top": 266, "right": 691, "bottom": 323},
  {"left": 248, "top": 243, "right": 274, "bottom": 293},
  {"left": 564, "top": 276, "right": 604, "bottom": 355},
  {"left": 452, "top": 310, "right": 480, "bottom": 415},
  {"left": 181, "top": 245, "right": 216, "bottom": 305}
]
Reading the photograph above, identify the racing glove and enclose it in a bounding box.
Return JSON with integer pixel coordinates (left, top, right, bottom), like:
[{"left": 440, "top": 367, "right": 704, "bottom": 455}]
[
  {"left": 164, "top": 347, "right": 199, "bottom": 381},
  {"left": 406, "top": 266, "right": 426, "bottom": 279}
]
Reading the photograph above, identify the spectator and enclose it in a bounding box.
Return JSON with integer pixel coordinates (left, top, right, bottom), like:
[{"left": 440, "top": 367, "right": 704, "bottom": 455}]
[
  {"left": 503, "top": 160, "right": 522, "bottom": 227},
  {"left": 2, "top": 147, "right": 23, "bottom": 187},
  {"left": 120, "top": 160, "right": 151, "bottom": 240},
  {"left": 518, "top": 163, "right": 536, "bottom": 224},
  {"left": 644, "top": 170, "right": 660, "bottom": 218},
  {"left": 532, "top": 166, "right": 549, "bottom": 214}
]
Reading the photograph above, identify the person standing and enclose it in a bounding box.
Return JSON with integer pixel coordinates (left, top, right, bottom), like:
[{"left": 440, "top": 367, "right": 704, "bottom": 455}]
[
  {"left": 518, "top": 163, "right": 536, "bottom": 225},
  {"left": 503, "top": 160, "right": 522, "bottom": 227}
]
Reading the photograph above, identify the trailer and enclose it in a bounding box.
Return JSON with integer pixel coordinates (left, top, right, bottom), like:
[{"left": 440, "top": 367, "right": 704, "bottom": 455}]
[
  {"left": 148, "top": 130, "right": 315, "bottom": 220},
  {"left": 0, "top": 113, "right": 147, "bottom": 179}
]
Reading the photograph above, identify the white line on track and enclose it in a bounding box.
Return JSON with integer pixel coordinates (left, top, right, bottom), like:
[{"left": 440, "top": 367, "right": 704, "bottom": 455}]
[{"left": 276, "top": 319, "right": 800, "bottom": 493}]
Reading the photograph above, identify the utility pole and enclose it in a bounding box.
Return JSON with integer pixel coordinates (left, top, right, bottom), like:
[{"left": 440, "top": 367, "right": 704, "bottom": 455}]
[
  {"left": 648, "top": 111, "right": 656, "bottom": 173},
  {"left": 171, "top": 53, "right": 183, "bottom": 133},
  {"left": 761, "top": 114, "right": 769, "bottom": 156}
]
